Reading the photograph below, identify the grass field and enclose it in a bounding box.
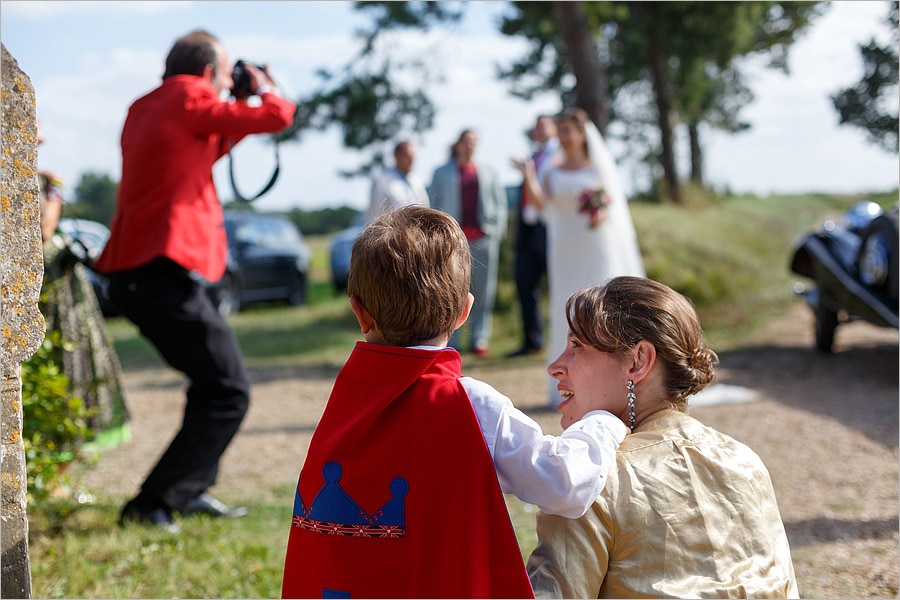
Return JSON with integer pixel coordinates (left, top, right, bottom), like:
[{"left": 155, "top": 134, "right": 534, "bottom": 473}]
[{"left": 26, "top": 191, "right": 896, "bottom": 598}]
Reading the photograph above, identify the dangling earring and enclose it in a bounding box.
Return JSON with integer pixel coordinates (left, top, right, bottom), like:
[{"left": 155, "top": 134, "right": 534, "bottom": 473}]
[{"left": 626, "top": 380, "right": 637, "bottom": 431}]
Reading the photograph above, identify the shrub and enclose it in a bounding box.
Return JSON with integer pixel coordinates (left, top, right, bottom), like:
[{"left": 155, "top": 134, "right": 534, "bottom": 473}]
[{"left": 20, "top": 329, "right": 94, "bottom": 505}]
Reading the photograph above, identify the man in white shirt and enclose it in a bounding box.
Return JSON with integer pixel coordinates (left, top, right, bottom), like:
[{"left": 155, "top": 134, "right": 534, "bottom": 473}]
[{"left": 365, "top": 140, "right": 429, "bottom": 223}]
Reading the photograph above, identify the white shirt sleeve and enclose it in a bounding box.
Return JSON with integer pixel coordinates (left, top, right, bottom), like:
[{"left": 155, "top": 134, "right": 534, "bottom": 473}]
[{"left": 461, "top": 377, "right": 628, "bottom": 518}]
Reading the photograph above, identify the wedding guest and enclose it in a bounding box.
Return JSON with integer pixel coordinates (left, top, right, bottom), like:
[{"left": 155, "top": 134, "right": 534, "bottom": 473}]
[
  {"left": 507, "top": 114, "right": 559, "bottom": 358},
  {"left": 527, "top": 276, "right": 799, "bottom": 598},
  {"left": 95, "top": 29, "right": 296, "bottom": 532},
  {"left": 36, "top": 121, "right": 131, "bottom": 456},
  {"left": 364, "top": 139, "right": 429, "bottom": 223},
  {"left": 430, "top": 129, "right": 507, "bottom": 358}
]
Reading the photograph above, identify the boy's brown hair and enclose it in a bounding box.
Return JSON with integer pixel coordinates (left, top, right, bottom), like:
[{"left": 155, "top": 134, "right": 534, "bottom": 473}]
[{"left": 348, "top": 205, "right": 471, "bottom": 347}]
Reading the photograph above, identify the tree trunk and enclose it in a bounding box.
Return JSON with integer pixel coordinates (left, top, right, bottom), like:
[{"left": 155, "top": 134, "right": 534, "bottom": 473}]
[
  {"left": 689, "top": 121, "right": 703, "bottom": 184},
  {"left": 553, "top": 1, "right": 609, "bottom": 134},
  {"left": 646, "top": 41, "right": 681, "bottom": 203}
]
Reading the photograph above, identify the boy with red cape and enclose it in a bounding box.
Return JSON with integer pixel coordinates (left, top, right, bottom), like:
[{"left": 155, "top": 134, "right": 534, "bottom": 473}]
[{"left": 281, "top": 206, "right": 627, "bottom": 598}]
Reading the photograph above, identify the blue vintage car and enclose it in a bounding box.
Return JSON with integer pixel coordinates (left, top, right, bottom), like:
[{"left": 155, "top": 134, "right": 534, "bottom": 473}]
[{"left": 790, "top": 200, "right": 898, "bottom": 352}]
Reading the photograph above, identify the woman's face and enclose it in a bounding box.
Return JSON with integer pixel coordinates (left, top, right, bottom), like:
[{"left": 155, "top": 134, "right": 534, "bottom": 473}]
[
  {"left": 549, "top": 332, "right": 629, "bottom": 429},
  {"left": 557, "top": 119, "right": 586, "bottom": 158},
  {"left": 455, "top": 131, "right": 478, "bottom": 162}
]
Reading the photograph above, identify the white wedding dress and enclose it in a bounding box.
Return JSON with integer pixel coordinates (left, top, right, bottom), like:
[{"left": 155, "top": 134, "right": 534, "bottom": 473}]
[{"left": 542, "top": 163, "right": 645, "bottom": 406}]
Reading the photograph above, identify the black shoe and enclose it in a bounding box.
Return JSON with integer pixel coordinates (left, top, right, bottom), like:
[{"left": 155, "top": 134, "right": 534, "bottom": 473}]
[
  {"left": 119, "top": 502, "right": 180, "bottom": 534},
  {"left": 505, "top": 346, "right": 542, "bottom": 358},
  {"left": 183, "top": 492, "right": 248, "bottom": 518}
]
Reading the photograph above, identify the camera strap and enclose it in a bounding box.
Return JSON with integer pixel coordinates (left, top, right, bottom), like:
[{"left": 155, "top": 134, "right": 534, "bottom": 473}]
[{"left": 227, "top": 139, "right": 281, "bottom": 203}]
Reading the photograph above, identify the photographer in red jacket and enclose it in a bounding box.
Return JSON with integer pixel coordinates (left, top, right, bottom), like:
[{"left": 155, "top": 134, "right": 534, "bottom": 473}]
[{"left": 95, "top": 29, "right": 296, "bottom": 533}]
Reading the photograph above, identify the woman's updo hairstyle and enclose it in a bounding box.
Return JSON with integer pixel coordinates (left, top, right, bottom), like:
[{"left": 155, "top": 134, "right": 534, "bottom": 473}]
[{"left": 565, "top": 276, "right": 719, "bottom": 410}]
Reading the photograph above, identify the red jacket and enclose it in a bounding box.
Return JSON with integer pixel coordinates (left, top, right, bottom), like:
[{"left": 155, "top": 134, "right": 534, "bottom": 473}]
[
  {"left": 94, "top": 75, "right": 296, "bottom": 282},
  {"left": 281, "top": 343, "right": 535, "bottom": 599}
]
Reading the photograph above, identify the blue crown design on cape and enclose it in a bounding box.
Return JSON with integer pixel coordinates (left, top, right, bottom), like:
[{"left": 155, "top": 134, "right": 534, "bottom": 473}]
[{"left": 292, "top": 462, "right": 408, "bottom": 537}]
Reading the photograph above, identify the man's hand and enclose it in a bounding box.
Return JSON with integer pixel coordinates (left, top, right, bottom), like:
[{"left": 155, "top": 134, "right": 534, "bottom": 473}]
[{"left": 245, "top": 63, "right": 276, "bottom": 95}]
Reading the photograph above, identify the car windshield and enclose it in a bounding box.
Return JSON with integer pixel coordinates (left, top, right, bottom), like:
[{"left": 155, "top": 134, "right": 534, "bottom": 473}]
[{"left": 232, "top": 217, "right": 302, "bottom": 249}]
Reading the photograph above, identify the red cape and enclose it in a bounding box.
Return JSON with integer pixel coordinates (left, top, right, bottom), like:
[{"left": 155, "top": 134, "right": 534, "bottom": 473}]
[{"left": 282, "top": 342, "right": 534, "bottom": 599}]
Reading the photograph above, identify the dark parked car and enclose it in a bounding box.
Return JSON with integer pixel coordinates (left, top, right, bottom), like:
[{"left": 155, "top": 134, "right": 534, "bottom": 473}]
[
  {"left": 329, "top": 211, "right": 365, "bottom": 293},
  {"left": 790, "top": 200, "right": 898, "bottom": 352},
  {"left": 208, "top": 210, "right": 312, "bottom": 315}
]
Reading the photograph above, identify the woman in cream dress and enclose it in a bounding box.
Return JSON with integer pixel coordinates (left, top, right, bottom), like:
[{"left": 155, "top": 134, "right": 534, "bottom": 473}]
[
  {"left": 527, "top": 277, "right": 798, "bottom": 598},
  {"left": 515, "top": 107, "right": 644, "bottom": 406}
]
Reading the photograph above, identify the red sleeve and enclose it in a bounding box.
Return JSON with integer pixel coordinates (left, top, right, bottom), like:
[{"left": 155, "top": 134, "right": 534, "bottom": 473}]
[{"left": 180, "top": 84, "right": 296, "bottom": 149}]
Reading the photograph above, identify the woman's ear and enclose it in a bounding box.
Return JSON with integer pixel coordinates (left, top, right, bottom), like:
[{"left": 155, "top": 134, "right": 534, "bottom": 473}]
[
  {"left": 628, "top": 340, "right": 656, "bottom": 384},
  {"left": 349, "top": 296, "right": 376, "bottom": 334}
]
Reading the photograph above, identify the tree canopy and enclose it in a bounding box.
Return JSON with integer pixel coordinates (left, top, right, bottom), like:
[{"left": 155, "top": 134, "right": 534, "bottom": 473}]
[
  {"left": 831, "top": 0, "right": 899, "bottom": 154},
  {"left": 281, "top": 1, "right": 835, "bottom": 202}
]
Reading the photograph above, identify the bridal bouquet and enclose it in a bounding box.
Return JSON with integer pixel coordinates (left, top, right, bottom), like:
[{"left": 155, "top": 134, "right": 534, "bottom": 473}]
[{"left": 578, "top": 187, "right": 611, "bottom": 228}]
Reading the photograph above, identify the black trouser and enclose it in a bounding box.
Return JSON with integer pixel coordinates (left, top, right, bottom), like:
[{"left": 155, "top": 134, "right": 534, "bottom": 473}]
[
  {"left": 514, "top": 220, "right": 547, "bottom": 351},
  {"left": 106, "top": 258, "right": 250, "bottom": 512}
]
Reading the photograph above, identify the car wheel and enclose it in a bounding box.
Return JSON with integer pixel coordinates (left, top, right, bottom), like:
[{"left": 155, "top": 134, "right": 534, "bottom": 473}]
[
  {"left": 814, "top": 295, "right": 838, "bottom": 354},
  {"left": 287, "top": 272, "right": 307, "bottom": 306},
  {"left": 856, "top": 211, "right": 898, "bottom": 307},
  {"left": 213, "top": 273, "right": 241, "bottom": 316}
]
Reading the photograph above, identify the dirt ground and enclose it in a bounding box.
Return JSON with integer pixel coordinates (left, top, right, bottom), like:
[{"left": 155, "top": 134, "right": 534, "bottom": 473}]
[{"left": 74, "top": 303, "right": 899, "bottom": 598}]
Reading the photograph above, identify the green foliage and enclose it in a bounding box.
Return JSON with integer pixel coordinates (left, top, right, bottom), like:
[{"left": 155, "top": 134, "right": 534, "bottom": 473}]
[
  {"left": 21, "top": 329, "right": 94, "bottom": 505},
  {"left": 278, "top": 1, "right": 464, "bottom": 177},
  {"left": 63, "top": 171, "right": 119, "bottom": 227},
  {"left": 284, "top": 205, "right": 360, "bottom": 235},
  {"left": 831, "top": 1, "right": 899, "bottom": 153}
]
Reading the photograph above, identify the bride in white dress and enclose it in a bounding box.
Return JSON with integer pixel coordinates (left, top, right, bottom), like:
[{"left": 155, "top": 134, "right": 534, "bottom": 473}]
[{"left": 515, "top": 108, "right": 645, "bottom": 406}]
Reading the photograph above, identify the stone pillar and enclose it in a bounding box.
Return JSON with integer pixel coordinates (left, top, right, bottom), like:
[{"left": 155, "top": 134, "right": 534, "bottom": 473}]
[{"left": 1, "top": 43, "right": 46, "bottom": 599}]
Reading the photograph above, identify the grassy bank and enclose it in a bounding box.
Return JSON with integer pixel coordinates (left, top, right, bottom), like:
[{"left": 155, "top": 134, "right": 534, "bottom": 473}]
[
  {"left": 28, "top": 191, "right": 895, "bottom": 598},
  {"left": 106, "top": 191, "right": 894, "bottom": 371}
]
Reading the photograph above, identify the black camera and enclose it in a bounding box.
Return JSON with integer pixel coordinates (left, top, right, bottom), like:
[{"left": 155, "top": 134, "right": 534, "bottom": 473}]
[{"left": 231, "top": 59, "right": 268, "bottom": 100}]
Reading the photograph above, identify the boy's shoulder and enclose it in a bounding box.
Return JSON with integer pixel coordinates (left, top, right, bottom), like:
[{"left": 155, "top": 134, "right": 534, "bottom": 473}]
[
  {"left": 459, "top": 375, "right": 501, "bottom": 396},
  {"left": 459, "top": 376, "right": 511, "bottom": 415}
]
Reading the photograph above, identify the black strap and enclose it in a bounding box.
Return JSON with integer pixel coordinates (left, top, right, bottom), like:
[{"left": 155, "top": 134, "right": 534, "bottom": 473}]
[{"left": 228, "top": 139, "right": 281, "bottom": 203}]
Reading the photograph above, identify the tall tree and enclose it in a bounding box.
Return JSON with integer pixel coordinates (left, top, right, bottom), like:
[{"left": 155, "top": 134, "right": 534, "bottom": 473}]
[
  {"left": 609, "top": 2, "right": 823, "bottom": 200},
  {"left": 278, "top": 1, "right": 464, "bottom": 177},
  {"left": 287, "top": 1, "right": 823, "bottom": 201},
  {"left": 500, "top": 1, "right": 822, "bottom": 201},
  {"left": 831, "top": 1, "right": 899, "bottom": 154},
  {"left": 553, "top": 1, "right": 610, "bottom": 132}
]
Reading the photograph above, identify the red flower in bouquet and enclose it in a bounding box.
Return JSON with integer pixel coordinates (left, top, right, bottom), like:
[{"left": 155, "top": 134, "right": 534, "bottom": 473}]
[{"left": 578, "top": 187, "right": 610, "bottom": 228}]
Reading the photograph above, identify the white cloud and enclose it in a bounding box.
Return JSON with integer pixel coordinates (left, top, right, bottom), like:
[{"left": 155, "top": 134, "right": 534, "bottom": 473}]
[{"left": 1, "top": 0, "right": 193, "bottom": 18}]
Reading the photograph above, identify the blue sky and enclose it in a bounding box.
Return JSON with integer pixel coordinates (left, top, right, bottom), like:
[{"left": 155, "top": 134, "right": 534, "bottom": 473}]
[{"left": 2, "top": 0, "right": 897, "bottom": 212}]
